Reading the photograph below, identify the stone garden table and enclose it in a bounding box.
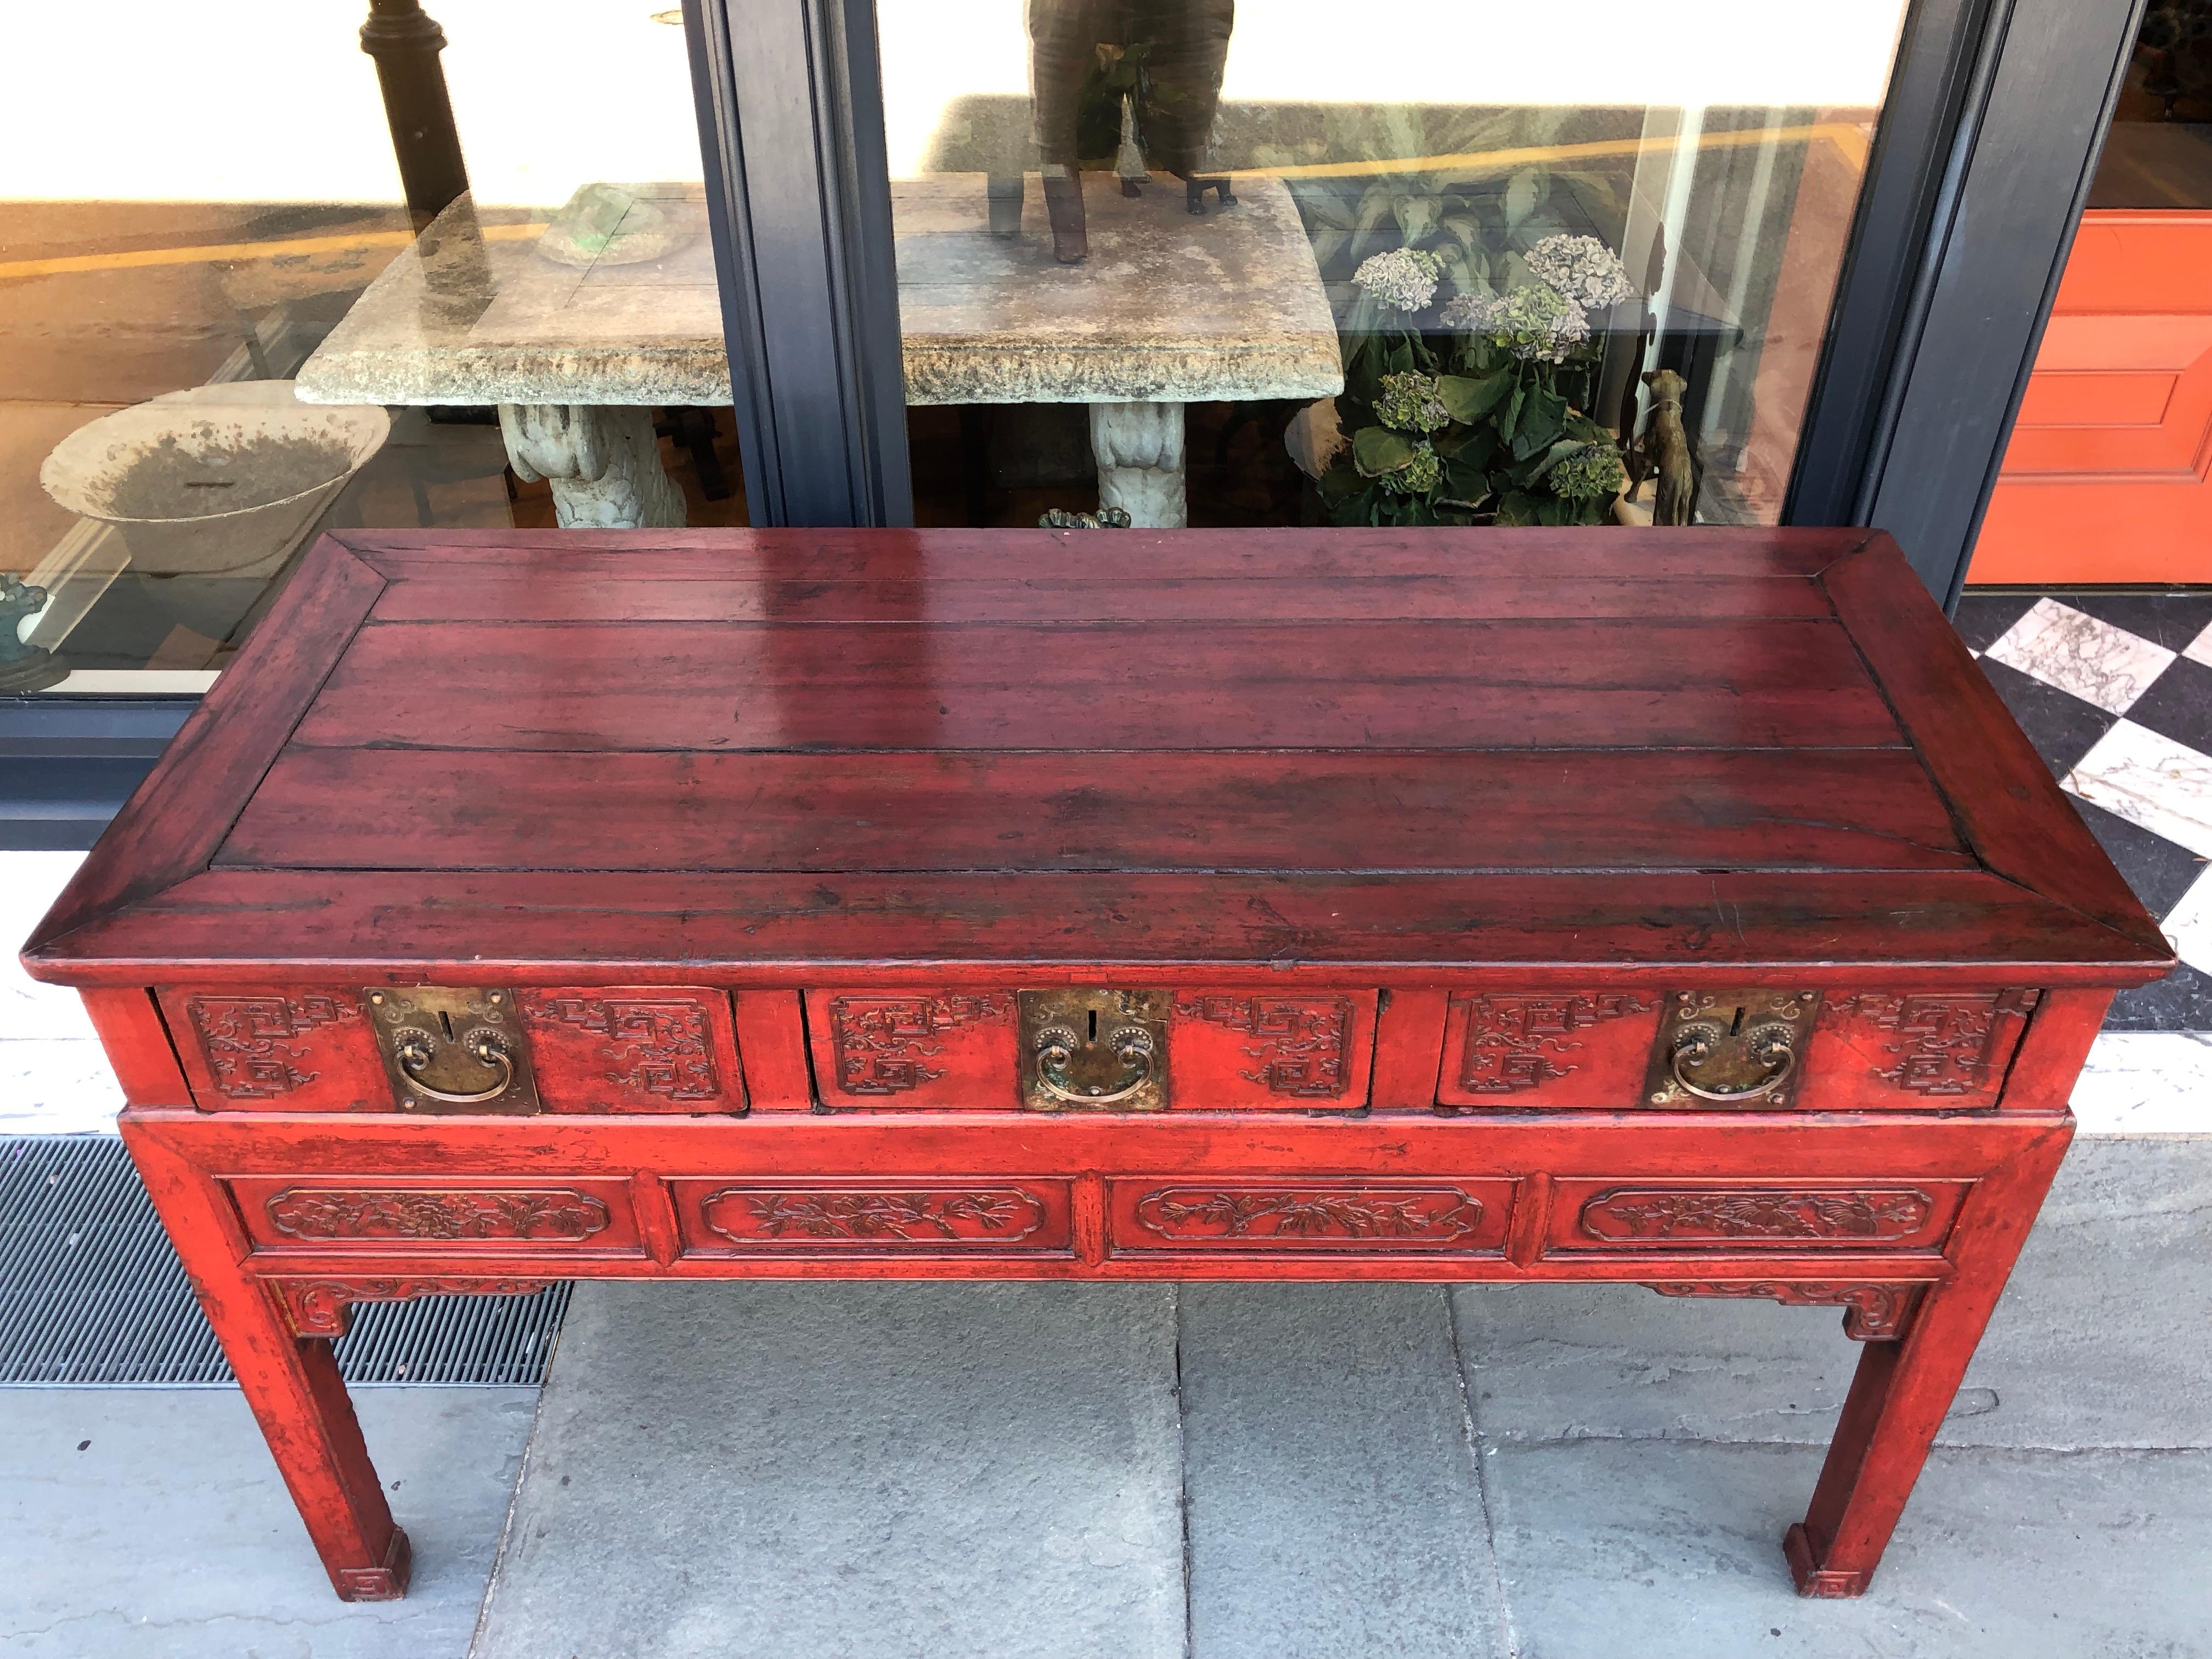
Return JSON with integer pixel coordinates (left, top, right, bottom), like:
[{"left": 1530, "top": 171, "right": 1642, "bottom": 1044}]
[{"left": 294, "top": 178, "right": 1342, "bottom": 528}]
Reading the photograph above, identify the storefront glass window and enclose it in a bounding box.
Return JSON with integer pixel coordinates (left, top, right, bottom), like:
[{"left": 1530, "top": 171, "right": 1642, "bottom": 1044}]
[
  {"left": 878, "top": 0, "right": 1910, "bottom": 531},
  {"left": 1, "top": 1, "right": 742, "bottom": 693},
  {"left": 2088, "top": 1, "right": 2212, "bottom": 208}
]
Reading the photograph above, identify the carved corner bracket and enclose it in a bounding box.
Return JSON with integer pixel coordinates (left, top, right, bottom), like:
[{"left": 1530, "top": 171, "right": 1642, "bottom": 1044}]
[
  {"left": 1647, "top": 1280, "right": 1926, "bottom": 1341},
  {"left": 270, "top": 1276, "right": 555, "bottom": 1340}
]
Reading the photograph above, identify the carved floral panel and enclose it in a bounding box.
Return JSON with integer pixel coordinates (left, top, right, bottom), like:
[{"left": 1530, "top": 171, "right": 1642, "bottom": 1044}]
[
  {"left": 696, "top": 1184, "right": 1062, "bottom": 1249},
  {"left": 1111, "top": 1180, "right": 1511, "bottom": 1251},
  {"left": 1577, "top": 1186, "right": 1941, "bottom": 1245},
  {"left": 262, "top": 1187, "right": 613, "bottom": 1243}
]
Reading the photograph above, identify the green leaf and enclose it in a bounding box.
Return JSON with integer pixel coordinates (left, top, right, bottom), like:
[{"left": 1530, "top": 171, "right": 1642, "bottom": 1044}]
[
  {"left": 1383, "top": 335, "right": 1413, "bottom": 375},
  {"left": 1440, "top": 214, "right": 1484, "bottom": 253},
  {"left": 1494, "top": 489, "right": 1542, "bottom": 526},
  {"left": 1435, "top": 372, "right": 1510, "bottom": 424},
  {"left": 1511, "top": 387, "right": 1567, "bottom": 459},
  {"left": 1504, "top": 168, "right": 1540, "bottom": 229},
  {"left": 1352, "top": 427, "right": 1419, "bottom": 477},
  {"left": 1530, "top": 435, "right": 1583, "bottom": 479},
  {"left": 1497, "top": 382, "right": 1526, "bottom": 443},
  {"left": 1393, "top": 194, "right": 1440, "bottom": 243}
]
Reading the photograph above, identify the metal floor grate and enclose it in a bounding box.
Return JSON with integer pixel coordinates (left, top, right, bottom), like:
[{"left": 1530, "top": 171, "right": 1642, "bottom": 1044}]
[{"left": 0, "top": 1136, "right": 569, "bottom": 1386}]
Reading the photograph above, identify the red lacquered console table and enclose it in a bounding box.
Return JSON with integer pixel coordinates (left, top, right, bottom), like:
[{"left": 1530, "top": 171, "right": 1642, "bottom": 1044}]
[{"left": 21, "top": 527, "right": 2169, "bottom": 1603}]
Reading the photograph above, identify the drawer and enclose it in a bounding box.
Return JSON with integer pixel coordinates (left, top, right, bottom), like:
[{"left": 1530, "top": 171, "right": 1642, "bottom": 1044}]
[
  {"left": 1543, "top": 1179, "right": 1968, "bottom": 1255},
  {"left": 1105, "top": 1178, "right": 1514, "bottom": 1254},
  {"left": 1436, "top": 988, "right": 2039, "bottom": 1111},
  {"left": 671, "top": 1178, "right": 1073, "bottom": 1255},
  {"left": 805, "top": 988, "right": 1379, "bottom": 1111},
  {"left": 227, "top": 1175, "right": 645, "bottom": 1256},
  {"left": 161, "top": 984, "right": 746, "bottom": 1114}
]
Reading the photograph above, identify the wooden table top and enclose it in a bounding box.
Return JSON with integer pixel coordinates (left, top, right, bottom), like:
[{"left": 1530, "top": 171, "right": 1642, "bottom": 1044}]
[
  {"left": 21, "top": 527, "right": 2171, "bottom": 989},
  {"left": 292, "top": 178, "right": 1341, "bottom": 410}
]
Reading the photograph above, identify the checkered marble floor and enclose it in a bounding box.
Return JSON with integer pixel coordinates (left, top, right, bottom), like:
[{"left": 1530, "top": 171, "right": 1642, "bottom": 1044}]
[{"left": 1956, "top": 590, "right": 2212, "bottom": 1035}]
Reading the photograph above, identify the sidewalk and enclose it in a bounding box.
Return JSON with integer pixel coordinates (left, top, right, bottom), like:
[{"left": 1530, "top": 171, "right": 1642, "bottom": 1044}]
[{"left": 7, "top": 1137, "right": 2209, "bottom": 1657}]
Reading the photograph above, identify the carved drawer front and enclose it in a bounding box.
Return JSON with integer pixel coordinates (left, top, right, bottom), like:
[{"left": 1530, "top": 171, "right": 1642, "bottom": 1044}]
[
  {"left": 1437, "top": 991, "right": 1664, "bottom": 1108},
  {"left": 805, "top": 989, "right": 1378, "bottom": 1110},
  {"left": 1107, "top": 1180, "right": 1514, "bottom": 1254},
  {"left": 1793, "top": 991, "right": 2038, "bottom": 1110},
  {"left": 671, "top": 1180, "right": 1072, "bottom": 1255},
  {"left": 227, "top": 1177, "right": 643, "bottom": 1256},
  {"left": 1436, "top": 988, "right": 2040, "bottom": 1110},
  {"left": 513, "top": 988, "right": 744, "bottom": 1114},
  {"left": 163, "top": 985, "right": 745, "bottom": 1114},
  {"left": 1543, "top": 1181, "right": 1968, "bottom": 1255},
  {"left": 163, "top": 986, "right": 388, "bottom": 1112}
]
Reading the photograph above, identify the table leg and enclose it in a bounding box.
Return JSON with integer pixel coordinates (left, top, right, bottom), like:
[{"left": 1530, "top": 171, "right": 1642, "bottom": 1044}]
[
  {"left": 498, "top": 403, "right": 687, "bottom": 528},
  {"left": 1090, "top": 400, "right": 1187, "bottom": 528},
  {"left": 123, "top": 1126, "right": 410, "bottom": 1602},
  {"left": 1784, "top": 1128, "right": 2072, "bottom": 1596}
]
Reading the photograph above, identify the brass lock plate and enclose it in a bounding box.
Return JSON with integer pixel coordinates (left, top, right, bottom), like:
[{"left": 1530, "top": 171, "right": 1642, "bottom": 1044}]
[
  {"left": 1017, "top": 989, "right": 1170, "bottom": 1112},
  {"left": 365, "top": 987, "right": 539, "bottom": 1114},
  {"left": 1644, "top": 989, "right": 1821, "bottom": 1108}
]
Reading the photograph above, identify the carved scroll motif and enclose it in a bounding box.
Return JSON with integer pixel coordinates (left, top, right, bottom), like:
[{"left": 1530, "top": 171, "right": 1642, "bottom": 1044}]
[
  {"left": 1173, "top": 995, "right": 1352, "bottom": 1097},
  {"left": 827, "top": 993, "right": 1012, "bottom": 1094},
  {"left": 1649, "top": 1281, "right": 1925, "bottom": 1341},
  {"left": 1133, "top": 1186, "right": 1484, "bottom": 1244},
  {"left": 264, "top": 1187, "right": 612, "bottom": 1243},
  {"left": 537, "top": 994, "right": 721, "bottom": 1101},
  {"left": 1835, "top": 991, "right": 2040, "bottom": 1096},
  {"left": 1454, "top": 992, "right": 1655, "bottom": 1093},
  {"left": 187, "top": 992, "right": 359, "bottom": 1099},
  {"left": 273, "top": 1276, "right": 554, "bottom": 1339},
  {"left": 702, "top": 1186, "right": 1047, "bottom": 1245},
  {"left": 1580, "top": 1187, "right": 1936, "bottom": 1243}
]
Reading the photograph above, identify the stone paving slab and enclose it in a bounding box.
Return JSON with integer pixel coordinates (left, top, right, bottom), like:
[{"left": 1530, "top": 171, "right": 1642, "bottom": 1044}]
[
  {"left": 0, "top": 1386, "right": 535, "bottom": 1659},
  {"left": 1483, "top": 1437, "right": 2212, "bottom": 1658},
  {"left": 1178, "top": 1283, "right": 1508, "bottom": 1659},
  {"left": 1455, "top": 1138, "right": 2212, "bottom": 1452},
  {"left": 469, "top": 1281, "right": 1186, "bottom": 1659}
]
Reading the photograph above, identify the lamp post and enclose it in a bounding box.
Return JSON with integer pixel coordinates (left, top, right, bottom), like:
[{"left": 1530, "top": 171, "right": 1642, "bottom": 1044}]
[{"left": 360, "top": 0, "right": 469, "bottom": 230}]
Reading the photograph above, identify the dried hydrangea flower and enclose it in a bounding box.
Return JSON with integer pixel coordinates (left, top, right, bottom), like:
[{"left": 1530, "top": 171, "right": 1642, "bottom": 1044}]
[
  {"left": 1374, "top": 372, "right": 1452, "bottom": 434},
  {"left": 1548, "top": 441, "right": 1626, "bottom": 501},
  {"left": 1524, "top": 234, "right": 1635, "bottom": 312},
  {"left": 1378, "top": 443, "right": 1443, "bottom": 495},
  {"left": 1442, "top": 285, "right": 1590, "bottom": 363},
  {"left": 1353, "top": 247, "right": 1446, "bottom": 313}
]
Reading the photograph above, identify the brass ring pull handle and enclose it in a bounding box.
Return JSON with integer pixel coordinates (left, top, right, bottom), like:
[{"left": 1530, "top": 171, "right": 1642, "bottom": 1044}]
[
  {"left": 1034, "top": 1025, "right": 1156, "bottom": 1107},
  {"left": 394, "top": 1028, "right": 516, "bottom": 1105},
  {"left": 1668, "top": 1024, "right": 1797, "bottom": 1102}
]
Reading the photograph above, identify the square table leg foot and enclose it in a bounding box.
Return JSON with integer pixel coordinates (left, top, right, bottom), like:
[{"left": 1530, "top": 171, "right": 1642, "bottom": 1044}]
[
  {"left": 1784, "top": 1522, "right": 1872, "bottom": 1598},
  {"left": 332, "top": 1526, "right": 413, "bottom": 1602}
]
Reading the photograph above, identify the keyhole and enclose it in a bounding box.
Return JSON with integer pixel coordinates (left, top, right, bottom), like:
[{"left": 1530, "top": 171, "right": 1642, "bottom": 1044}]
[
  {"left": 439, "top": 1011, "right": 454, "bottom": 1041},
  {"left": 1728, "top": 1005, "right": 1745, "bottom": 1037},
  {"left": 1087, "top": 1008, "right": 1098, "bottom": 1042}
]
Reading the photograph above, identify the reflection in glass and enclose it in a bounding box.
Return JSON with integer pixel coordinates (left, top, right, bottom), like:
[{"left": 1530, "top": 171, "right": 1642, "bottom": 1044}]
[
  {"left": 881, "top": 0, "right": 1910, "bottom": 531},
  {"left": 0, "top": 1, "right": 740, "bottom": 685},
  {"left": 2089, "top": 0, "right": 2212, "bottom": 208}
]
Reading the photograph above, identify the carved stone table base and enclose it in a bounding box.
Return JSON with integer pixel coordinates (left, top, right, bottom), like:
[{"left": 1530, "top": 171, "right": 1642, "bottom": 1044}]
[
  {"left": 497, "top": 404, "right": 686, "bottom": 529},
  {"left": 1090, "top": 400, "right": 1187, "bottom": 529}
]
